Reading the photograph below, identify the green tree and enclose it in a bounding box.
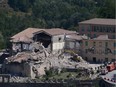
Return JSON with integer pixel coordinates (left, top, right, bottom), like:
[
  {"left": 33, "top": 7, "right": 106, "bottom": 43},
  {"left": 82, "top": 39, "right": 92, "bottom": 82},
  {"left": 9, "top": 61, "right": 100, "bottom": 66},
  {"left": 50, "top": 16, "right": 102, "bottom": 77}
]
[
  {"left": 8, "top": 0, "right": 34, "bottom": 12},
  {"left": 0, "top": 0, "right": 114, "bottom": 49},
  {"left": 0, "top": 33, "right": 5, "bottom": 49},
  {"left": 98, "top": 0, "right": 115, "bottom": 18}
]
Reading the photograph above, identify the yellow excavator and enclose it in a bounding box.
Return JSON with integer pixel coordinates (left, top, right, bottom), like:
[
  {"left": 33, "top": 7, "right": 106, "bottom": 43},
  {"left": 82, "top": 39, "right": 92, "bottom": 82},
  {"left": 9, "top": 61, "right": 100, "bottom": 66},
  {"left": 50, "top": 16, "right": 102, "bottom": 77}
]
[{"left": 64, "top": 49, "right": 80, "bottom": 62}]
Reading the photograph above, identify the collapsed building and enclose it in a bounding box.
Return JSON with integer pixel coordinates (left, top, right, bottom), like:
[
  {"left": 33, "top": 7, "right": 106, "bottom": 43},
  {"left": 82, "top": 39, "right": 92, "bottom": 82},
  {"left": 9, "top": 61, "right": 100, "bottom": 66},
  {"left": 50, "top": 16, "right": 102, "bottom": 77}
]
[
  {"left": 2, "top": 51, "right": 48, "bottom": 79},
  {"left": 2, "top": 48, "right": 89, "bottom": 79},
  {"left": 2, "top": 28, "right": 90, "bottom": 79},
  {"left": 10, "top": 28, "right": 80, "bottom": 53}
]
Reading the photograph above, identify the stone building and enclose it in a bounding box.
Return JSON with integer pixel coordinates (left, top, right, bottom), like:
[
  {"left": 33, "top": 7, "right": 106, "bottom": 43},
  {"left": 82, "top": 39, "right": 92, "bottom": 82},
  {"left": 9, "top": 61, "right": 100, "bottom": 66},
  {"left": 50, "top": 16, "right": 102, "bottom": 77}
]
[
  {"left": 81, "top": 35, "right": 116, "bottom": 63},
  {"left": 32, "top": 28, "right": 77, "bottom": 53},
  {"left": 65, "top": 34, "right": 88, "bottom": 54},
  {"left": 2, "top": 52, "right": 47, "bottom": 79},
  {"left": 5, "top": 28, "right": 83, "bottom": 78},
  {"left": 11, "top": 28, "right": 81, "bottom": 53},
  {"left": 79, "top": 18, "right": 116, "bottom": 39},
  {"left": 11, "top": 28, "right": 44, "bottom": 52}
]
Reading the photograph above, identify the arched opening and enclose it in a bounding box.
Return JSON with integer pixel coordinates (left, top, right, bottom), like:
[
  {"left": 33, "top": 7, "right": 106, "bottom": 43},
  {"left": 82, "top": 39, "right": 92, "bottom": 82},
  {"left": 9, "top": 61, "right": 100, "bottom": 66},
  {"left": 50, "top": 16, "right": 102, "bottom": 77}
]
[{"left": 34, "top": 32, "right": 52, "bottom": 48}]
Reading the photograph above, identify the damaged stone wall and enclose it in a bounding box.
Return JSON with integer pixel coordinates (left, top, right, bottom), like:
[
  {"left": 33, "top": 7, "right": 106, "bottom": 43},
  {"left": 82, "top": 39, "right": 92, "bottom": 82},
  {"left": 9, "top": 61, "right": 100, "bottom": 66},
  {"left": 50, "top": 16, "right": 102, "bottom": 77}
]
[
  {"left": 2, "top": 63, "right": 25, "bottom": 76},
  {"left": 65, "top": 40, "right": 81, "bottom": 54},
  {"left": 52, "top": 35, "right": 65, "bottom": 53},
  {"left": 12, "top": 43, "right": 31, "bottom": 52},
  {"left": 33, "top": 32, "right": 52, "bottom": 48},
  {"left": 3, "top": 40, "right": 93, "bottom": 79}
]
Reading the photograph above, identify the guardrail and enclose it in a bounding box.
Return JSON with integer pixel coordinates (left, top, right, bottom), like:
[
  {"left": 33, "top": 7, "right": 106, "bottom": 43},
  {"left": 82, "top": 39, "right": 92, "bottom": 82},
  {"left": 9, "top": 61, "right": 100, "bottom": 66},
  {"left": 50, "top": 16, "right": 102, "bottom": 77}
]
[{"left": 0, "top": 74, "right": 11, "bottom": 83}]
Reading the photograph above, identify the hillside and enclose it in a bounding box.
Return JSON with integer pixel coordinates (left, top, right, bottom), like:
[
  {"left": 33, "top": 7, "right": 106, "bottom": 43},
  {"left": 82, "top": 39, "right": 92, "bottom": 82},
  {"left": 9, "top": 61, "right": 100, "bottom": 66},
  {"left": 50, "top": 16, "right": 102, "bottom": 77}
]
[{"left": 0, "top": 0, "right": 115, "bottom": 49}]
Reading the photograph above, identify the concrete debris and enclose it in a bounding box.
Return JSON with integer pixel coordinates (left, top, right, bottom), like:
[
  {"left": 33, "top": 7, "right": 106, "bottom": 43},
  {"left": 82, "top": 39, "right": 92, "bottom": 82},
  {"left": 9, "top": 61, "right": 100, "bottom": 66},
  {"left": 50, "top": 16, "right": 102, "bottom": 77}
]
[
  {"left": 3, "top": 43, "right": 100, "bottom": 79},
  {"left": 10, "top": 76, "right": 31, "bottom": 83}
]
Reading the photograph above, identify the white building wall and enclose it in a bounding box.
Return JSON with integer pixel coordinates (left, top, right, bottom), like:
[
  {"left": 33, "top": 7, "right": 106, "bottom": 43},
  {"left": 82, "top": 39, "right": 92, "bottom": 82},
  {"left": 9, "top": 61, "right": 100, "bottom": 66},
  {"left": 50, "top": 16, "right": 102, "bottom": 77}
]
[
  {"left": 52, "top": 35, "right": 65, "bottom": 51},
  {"left": 52, "top": 42, "right": 65, "bottom": 51}
]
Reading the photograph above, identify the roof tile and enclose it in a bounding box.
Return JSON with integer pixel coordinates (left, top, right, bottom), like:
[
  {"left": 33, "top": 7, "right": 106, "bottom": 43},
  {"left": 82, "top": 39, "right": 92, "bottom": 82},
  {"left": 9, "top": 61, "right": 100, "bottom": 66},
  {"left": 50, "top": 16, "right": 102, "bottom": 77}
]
[{"left": 79, "top": 18, "right": 116, "bottom": 25}]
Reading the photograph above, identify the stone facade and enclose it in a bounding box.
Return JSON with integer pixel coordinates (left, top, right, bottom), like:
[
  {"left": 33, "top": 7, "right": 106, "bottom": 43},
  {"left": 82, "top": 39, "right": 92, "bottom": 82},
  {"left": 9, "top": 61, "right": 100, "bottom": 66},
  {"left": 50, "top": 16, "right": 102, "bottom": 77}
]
[
  {"left": 81, "top": 38, "right": 116, "bottom": 63},
  {"left": 79, "top": 18, "right": 116, "bottom": 39}
]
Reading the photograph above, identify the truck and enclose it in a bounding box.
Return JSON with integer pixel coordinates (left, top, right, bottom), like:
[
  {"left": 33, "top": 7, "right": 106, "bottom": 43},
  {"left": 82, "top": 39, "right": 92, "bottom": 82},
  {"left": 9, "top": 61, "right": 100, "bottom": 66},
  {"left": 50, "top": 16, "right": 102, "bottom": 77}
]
[{"left": 107, "top": 63, "right": 116, "bottom": 72}]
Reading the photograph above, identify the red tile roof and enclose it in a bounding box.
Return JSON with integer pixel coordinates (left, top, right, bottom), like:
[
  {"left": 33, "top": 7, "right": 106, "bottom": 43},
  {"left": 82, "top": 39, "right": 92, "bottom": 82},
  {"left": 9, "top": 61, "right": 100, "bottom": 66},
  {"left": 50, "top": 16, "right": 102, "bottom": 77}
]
[
  {"left": 79, "top": 18, "right": 116, "bottom": 25},
  {"left": 93, "top": 35, "right": 109, "bottom": 40},
  {"left": 11, "top": 28, "right": 77, "bottom": 43},
  {"left": 11, "top": 28, "right": 44, "bottom": 39},
  {"left": 11, "top": 35, "right": 33, "bottom": 43},
  {"left": 93, "top": 35, "right": 114, "bottom": 40},
  {"left": 34, "top": 28, "right": 77, "bottom": 36}
]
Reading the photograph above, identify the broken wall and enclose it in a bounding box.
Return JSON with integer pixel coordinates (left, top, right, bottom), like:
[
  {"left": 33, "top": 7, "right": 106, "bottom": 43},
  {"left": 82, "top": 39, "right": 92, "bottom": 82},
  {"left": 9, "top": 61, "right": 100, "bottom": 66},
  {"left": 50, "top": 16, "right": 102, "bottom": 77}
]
[
  {"left": 12, "top": 43, "right": 30, "bottom": 52},
  {"left": 65, "top": 39, "right": 81, "bottom": 54},
  {"left": 3, "top": 63, "right": 24, "bottom": 76},
  {"left": 2, "top": 62, "right": 35, "bottom": 78},
  {"left": 52, "top": 35, "right": 65, "bottom": 52},
  {"left": 33, "top": 32, "right": 52, "bottom": 48},
  {"left": 23, "top": 63, "right": 36, "bottom": 79}
]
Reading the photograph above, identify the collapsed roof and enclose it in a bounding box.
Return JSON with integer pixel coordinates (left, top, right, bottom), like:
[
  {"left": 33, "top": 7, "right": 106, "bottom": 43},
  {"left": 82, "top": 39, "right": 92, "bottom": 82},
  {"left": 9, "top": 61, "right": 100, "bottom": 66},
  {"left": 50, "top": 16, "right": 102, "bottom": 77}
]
[
  {"left": 10, "top": 35, "right": 34, "bottom": 43},
  {"left": 33, "top": 28, "right": 77, "bottom": 36},
  {"left": 11, "top": 28, "right": 44, "bottom": 39},
  {"left": 11, "top": 28, "right": 78, "bottom": 43}
]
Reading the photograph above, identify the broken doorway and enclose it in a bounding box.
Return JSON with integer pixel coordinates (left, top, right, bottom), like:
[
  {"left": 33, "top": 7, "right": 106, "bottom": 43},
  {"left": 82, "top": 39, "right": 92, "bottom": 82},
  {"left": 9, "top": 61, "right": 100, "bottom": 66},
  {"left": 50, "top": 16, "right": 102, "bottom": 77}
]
[{"left": 34, "top": 32, "right": 52, "bottom": 48}]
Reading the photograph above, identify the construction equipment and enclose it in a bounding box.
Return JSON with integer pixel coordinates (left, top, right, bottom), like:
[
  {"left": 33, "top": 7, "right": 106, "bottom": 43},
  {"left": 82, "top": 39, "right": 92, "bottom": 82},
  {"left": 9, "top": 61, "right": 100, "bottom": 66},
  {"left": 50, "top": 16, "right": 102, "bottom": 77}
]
[
  {"left": 107, "top": 62, "right": 116, "bottom": 72},
  {"left": 64, "top": 49, "right": 87, "bottom": 63},
  {"left": 64, "top": 49, "right": 77, "bottom": 56}
]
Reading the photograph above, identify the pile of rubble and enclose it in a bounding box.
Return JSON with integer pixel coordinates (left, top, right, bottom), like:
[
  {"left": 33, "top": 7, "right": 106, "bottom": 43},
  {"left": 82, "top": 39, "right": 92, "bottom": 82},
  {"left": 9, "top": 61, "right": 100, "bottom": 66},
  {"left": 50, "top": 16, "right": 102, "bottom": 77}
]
[
  {"left": 4, "top": 42, "right": 96, "bottom": 79},
  {"left": 10, "top": 76, "right": 31, "bottom": 83}
]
